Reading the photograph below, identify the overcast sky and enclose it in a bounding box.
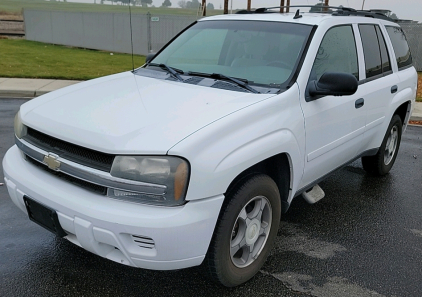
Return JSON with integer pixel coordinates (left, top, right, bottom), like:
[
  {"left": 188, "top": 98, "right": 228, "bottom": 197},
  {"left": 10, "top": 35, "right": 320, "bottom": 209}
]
[
  {"left": 161, "top": 0, "right": 422, "bottom": 22},
  {"left": 68, "top": 0, "right": 422, "bottom": 22}
]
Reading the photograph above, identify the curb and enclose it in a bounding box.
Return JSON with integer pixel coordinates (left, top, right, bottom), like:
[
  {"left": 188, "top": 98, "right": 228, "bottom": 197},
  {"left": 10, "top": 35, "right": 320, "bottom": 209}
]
[
  {"left": 411, "top": 115, "right": 422, "bottom": 121},
  {"left": 0, "top": 91, "right": 37, "bottom": 98},
  {"left": 0, "top": 78, "right": 81, "bottom": 99},
  {"left": 1, "top": 93, "right": 421, "bottom": 121},
  {"left": 0, "top": 90, "right": 52, "bottom": 97},
  {"left": 1, "top": 80, "right": 422, "bottom": 121}
]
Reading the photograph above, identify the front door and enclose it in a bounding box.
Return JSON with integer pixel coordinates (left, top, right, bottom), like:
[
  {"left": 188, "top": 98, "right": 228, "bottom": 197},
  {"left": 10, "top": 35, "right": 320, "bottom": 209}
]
[{"left": 299, "top": 25, "right": 366, "bottom": 189}]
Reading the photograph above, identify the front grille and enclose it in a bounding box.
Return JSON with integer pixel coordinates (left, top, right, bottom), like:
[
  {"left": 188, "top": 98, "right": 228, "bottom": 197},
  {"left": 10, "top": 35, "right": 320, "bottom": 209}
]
[
  {"left": 131, "top": 235, "right": 155, "bottom": 249},
  {"left": 26, "top": 155, "right": 107, "bottom": 196},
  {"left": 24, "top": 127, "right": 114, "bottom": 172}
]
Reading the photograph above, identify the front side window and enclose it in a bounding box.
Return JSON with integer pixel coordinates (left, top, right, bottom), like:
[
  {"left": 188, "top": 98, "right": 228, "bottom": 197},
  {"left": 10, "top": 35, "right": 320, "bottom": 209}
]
[
  {"left": 386, "top": 26, "right": 413, "bottom": 69},
  {"left": 147, "top": 20, "right": 313, "bottom": 88},
  {"left": 310, "top": 25, "right": 359, "bottom": 81}
]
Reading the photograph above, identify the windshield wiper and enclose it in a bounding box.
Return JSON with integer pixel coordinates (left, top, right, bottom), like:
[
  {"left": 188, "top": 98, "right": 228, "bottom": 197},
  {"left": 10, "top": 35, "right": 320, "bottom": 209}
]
[
  {"left": 147, "top": 63, "right": 184, "bottom": 81},
  {"left": 187, "top": 71, "right": 260, "bottom": 94}
]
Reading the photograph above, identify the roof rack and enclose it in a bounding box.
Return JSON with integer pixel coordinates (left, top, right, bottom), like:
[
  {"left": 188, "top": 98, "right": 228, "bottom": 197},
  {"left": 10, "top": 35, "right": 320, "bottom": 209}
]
[{"left": 235, "top": 5, "right": 395, "bottom": 22}]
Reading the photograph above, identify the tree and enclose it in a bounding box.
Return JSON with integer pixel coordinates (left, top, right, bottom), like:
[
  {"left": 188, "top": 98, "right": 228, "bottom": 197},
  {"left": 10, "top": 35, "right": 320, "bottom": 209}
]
[
  {"left": 162, "top": 0, "right": 172, "bottom": 7},
  {"left": 201, "top": 0, "right": 206, "bottom": 16},
  {"left": 206, "top": 2, "right": 214, "bottom": 10},
  {"left": 178, "top": 0, "right": 187, "bottom": 8},
  {"left": 310, "top": 2, "right": 332, "bottom": 12},
  {"left": 186, "top": 0, "right": 200, "bottom": 9},
  {"left": 224, "top": 0, "right": 228, "bottom": 14},
  {"left": 141, "top": 0, "right": 152, "bottom": 7}
]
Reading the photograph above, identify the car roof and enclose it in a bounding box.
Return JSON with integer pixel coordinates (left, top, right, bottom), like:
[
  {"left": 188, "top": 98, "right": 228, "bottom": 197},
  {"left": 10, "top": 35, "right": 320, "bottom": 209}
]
[{"left": 199, "top": 12, "right": 398, "bottom": 27}]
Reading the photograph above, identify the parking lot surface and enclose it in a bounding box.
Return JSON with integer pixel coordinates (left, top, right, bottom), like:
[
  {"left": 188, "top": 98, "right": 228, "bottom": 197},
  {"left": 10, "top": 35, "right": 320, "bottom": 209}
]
[{"left": 1, "top": 98, "right": 422, "bottom": 297}]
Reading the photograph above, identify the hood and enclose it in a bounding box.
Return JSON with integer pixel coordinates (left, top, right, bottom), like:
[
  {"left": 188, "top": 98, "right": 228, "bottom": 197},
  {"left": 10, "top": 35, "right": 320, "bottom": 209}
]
[{"left": 20, "top": 71, "right": 274, "bottom": 154}]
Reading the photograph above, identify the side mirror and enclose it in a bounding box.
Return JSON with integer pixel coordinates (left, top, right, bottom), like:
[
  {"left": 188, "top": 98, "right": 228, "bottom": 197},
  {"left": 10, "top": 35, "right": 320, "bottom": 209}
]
[
  {"left": 145, "top": 53, "right": 156, "bottom": 64},
  {"left": 308, "top": 72, "right": 358, "bottom": 98}
]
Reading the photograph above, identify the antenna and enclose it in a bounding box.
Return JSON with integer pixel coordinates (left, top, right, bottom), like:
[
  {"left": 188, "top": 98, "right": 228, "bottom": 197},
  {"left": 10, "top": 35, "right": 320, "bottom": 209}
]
[
  {"left": 128, "top": 0, "right": 135, "bottom": 72},
  {"left": 293, "top": 9, "right": 302, "bottom": 19}
]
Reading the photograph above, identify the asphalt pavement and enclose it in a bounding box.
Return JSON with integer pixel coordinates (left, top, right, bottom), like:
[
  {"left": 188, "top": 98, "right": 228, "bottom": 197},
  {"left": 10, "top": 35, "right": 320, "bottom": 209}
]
[{"left": 1, "top": 99, "right": 422, "bottom": 296}]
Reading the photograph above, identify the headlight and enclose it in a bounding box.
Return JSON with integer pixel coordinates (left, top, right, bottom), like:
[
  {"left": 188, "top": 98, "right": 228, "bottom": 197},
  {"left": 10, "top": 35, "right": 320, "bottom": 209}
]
[
  {"left": 109, "top": 156, "right": 190, "bottom": 206},
  {"left": 14, "top": 111, "right": 27, "bottom": 139}
]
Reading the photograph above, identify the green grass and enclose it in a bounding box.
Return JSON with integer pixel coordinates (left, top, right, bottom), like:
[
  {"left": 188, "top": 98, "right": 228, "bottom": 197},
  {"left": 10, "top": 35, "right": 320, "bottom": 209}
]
[
  {"left": 0, "top": 39, "right": 145, "bottom": 80},
  {"left": 0, "top": 0, "right": 223, "bottom": 16}
]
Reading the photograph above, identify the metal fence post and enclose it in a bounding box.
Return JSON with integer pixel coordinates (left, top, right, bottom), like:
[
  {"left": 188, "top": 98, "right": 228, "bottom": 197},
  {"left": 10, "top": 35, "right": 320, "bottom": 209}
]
[{"left": 147, "top": 12, "right": 152, "bottom": 53}]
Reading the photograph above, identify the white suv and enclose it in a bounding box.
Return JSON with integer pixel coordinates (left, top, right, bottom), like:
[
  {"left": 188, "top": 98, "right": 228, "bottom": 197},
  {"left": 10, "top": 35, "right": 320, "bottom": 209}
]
[{"left": 3, "top": 6, "right": 417, "bottom": 287}]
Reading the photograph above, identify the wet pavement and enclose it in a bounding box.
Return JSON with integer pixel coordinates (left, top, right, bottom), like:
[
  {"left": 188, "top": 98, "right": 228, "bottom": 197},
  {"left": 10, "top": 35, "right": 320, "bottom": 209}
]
[{"left": 1, "top": 98, "right": 422, "bottom": 297}]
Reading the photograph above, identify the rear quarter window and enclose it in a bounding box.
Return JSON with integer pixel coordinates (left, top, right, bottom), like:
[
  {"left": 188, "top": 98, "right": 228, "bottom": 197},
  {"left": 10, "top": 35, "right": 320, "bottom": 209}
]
[{"left": 385, "top": 26, "right": 413, "bottom": 70}]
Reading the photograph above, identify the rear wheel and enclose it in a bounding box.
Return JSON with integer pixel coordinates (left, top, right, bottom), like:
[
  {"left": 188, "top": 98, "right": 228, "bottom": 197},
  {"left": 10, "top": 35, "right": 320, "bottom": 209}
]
[
  {"left": 362, "top": 115, "right": 403, "bottom": 176},
  {"left": 204, "top": 174, "right": 281, "bottom": 287}
]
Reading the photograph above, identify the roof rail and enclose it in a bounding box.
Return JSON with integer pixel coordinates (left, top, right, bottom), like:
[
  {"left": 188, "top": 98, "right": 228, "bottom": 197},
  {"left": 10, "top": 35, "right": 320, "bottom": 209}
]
[
  {"left": 332, "top": 9, "right": 394, "bottom": 21},
  {"left": 236, "top": 5, "right": 395, "bottom": 22},
  {"left": 236, "top": 5, "right": 355, "bottom": 14}
]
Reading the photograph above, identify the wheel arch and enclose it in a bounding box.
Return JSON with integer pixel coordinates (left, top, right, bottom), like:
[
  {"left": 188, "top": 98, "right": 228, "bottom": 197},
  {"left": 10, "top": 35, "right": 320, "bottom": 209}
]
[
  {"left": 393, "top": 100, "right": 412, "bottom": 126},
  {"left": 224, "top": 153, "right": 292, "bottom": 213}
]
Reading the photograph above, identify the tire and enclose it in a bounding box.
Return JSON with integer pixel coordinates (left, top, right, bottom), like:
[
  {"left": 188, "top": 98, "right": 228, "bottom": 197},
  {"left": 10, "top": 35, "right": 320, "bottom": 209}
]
[
  {"left": 204, "top": 174, "right": 281, "bottom": 287},
  {"left": 361, "top": 115, "right": 403, "bottom": 176}
]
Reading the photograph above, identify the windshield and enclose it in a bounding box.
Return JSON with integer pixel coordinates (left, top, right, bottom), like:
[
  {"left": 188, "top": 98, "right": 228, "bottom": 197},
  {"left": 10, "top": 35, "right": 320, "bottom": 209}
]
[{"left": 148, "top": 20, "right": 313, "bottom": 87}]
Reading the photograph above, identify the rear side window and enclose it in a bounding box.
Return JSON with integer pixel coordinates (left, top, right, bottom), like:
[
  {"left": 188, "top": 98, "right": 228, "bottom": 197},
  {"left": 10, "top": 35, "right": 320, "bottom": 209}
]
[
  {"left": 359, "top": 24, "right": 391, "bottom": 79},
  {"left": 375, "top": 26, "right": 392, "bottom": 73},
  {"left": 386, "top": 26, "right": 413, "bottom": 69}
]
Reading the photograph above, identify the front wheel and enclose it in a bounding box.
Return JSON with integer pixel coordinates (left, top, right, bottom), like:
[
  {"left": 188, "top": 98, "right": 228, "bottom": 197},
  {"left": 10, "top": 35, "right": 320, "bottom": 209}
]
[
  {"left": 362, "top": 114, "right": 403, "bottom": 176},
  {"left": 204, "top": 174, "right": 281, "bottom": 287}
]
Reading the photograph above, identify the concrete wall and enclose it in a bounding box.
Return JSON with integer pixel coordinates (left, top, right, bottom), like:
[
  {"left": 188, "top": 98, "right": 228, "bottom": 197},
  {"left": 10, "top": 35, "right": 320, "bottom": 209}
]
[
  {"left": 24, "top": 9, "right": 197, "bottom": 55},
  {"left": 23, "top": 10, "right": 422, "bottom": 71}
]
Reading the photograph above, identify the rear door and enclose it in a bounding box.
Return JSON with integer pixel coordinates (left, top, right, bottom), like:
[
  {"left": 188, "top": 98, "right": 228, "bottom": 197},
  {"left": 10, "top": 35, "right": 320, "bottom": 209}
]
[
  {"left": 385, "top": 25, "right": 418, "bottom": 123},
  {"left": 356, "top": 23, "right": 400, "bottom": 151}
]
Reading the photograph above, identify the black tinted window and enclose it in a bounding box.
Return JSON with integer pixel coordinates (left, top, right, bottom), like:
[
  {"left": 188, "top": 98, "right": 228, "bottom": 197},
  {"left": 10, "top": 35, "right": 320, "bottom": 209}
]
[
  {"left": 376, "top": 26, "right": 392, "bottom": 73},
  {"left": 359, "top": 25, "right": 382, "bottom": 78},
  {"left": 386, "top": 26, "right": 413, "bottom": 69}
]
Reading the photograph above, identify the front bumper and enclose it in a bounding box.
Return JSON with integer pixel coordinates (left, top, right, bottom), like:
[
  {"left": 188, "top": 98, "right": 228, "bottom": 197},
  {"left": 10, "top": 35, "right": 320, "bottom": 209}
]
[{"left": 3, "top": 145, "right": 224, "bottom": 270}]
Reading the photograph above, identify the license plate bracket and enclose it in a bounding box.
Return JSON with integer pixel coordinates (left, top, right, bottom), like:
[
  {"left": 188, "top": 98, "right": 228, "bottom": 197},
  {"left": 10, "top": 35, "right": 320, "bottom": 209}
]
[{"left": 23, "top": 196, "right": 67, "bottom": 237}]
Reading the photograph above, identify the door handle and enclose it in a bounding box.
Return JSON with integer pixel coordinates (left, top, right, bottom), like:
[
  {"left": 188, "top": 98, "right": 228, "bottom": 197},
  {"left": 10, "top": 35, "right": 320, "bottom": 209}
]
[
  {"left": 355, "top": 98, "right": 364, "bottom": 109},
  {"left": 391, "top": 85, "right": 398, "bottom": 94}
]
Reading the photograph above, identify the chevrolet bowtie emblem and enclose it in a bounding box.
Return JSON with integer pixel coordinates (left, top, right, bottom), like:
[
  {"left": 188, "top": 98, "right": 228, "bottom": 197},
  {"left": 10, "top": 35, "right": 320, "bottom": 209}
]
[{"left": 43, "top": 153, "right": 61, "bottom": 171}]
